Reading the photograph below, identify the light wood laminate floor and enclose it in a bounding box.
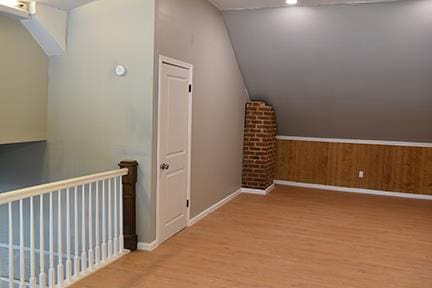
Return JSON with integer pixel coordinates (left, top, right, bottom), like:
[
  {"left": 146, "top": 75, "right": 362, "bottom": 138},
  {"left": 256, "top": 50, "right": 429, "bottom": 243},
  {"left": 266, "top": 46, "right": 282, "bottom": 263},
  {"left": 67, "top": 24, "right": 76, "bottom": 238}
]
[{"left": 73, "top": 185, "right": 432, "bottom": 288}]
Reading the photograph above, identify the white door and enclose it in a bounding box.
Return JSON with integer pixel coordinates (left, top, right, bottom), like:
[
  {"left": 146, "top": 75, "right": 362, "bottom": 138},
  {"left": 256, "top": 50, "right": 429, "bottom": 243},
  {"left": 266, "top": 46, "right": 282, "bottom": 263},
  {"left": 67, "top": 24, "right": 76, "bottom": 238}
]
[{"left": 158, "top": 59, "right": 192, "bottom": 244}]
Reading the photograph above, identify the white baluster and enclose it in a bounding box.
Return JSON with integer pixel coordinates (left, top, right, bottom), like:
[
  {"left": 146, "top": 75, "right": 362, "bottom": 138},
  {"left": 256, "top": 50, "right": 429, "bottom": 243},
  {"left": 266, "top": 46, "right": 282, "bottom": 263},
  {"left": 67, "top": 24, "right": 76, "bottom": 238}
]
[
  {"left": 95, "top": 181, "right": 100, "bottom": 266},
  {"left": 66, "top": 188, "right": 72, "bottom": 281},
  {"left": 113, "top": 177, "right": 118, "bottom": 256},
  {"left": 74, "top": 187, "right": 79, "bottom": 277},
  {"left": 39, "top": 195, "right": 47, "bottom": 288},
  {"left": 58, "top": 190, "right": 64, "bottom": 285},
  {"left": 8, "top": 203, "right": 14, "bottom": 288},
  {"left": 19, "top": 200, "right": 25, "bottom": 288},
  {"left": 101, "top": 180, "right": 107, "bottom": 262},
  {"left": 108, "top": 179, "right": 112, "bottom": 259},
  {"left": 0, "top": 171, "right": 130, "bottom": 288},
  {"left": 48, "top": 193, "right": 55, "bottom": 288},
  {"left": 29, "top": 197, "right": 36, "bottom": 288},
  {"left": 81, "top": 185, "right": 87, "bottom": 273},
  {"left": 88, "top": 183, "right": 94, "bottom": 270},
  {"left": 119, "top": 176, "right": 124, "bottom": 253}
]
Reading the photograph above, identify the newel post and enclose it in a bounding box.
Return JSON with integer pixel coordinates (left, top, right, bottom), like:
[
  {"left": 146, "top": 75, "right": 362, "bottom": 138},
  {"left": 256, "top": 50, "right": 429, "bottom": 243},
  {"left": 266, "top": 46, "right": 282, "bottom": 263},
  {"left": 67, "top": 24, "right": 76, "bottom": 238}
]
[{"left": 119, "top": 160, "right": 139, "bottom": 251}]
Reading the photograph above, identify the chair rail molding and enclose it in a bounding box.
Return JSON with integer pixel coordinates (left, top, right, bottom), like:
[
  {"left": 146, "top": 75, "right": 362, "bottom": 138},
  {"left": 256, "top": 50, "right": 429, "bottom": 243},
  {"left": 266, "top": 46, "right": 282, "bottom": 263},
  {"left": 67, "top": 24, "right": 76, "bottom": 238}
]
[{"left": 276, "top": 136, "right": 432, "bottom": 148}]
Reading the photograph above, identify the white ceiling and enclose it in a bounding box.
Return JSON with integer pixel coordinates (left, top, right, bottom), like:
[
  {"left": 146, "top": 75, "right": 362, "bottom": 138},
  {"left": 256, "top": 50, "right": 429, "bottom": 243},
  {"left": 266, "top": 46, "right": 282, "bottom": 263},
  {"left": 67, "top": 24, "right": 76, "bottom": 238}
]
[
  {"left": 30, "top": 0, "right": 95, "bottom": 10},
  {"left": 28, "top": 0, "right": 404, "bottom": 11},
  {"left": 209, "top": 0, "right": 403, "bottom": 10}
]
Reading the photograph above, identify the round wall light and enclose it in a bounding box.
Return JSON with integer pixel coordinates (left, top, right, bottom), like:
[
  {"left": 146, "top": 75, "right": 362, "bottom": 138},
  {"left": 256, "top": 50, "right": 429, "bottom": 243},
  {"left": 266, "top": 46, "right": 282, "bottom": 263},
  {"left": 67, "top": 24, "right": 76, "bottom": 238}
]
[
  {"left": 286, "top": 0, "right": 298, "bottom": 5},
  {"left": 115, "top": 65, "right": 127, "bottom": 77}
]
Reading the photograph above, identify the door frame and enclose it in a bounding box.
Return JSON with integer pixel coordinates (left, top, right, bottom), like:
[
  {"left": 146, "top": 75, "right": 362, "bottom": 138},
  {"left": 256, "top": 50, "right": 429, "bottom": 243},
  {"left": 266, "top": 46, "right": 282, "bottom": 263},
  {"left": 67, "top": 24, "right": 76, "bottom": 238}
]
[{"left": 156, "top": 55, "right": 193, "bottom": 246}]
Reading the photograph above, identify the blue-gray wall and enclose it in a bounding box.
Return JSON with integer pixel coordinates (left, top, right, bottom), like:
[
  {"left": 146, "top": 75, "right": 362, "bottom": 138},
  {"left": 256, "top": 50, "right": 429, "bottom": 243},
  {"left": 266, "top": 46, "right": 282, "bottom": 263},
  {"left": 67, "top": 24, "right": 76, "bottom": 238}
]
[
  {"left": 0, "top": 142, "right": 48, "bottom": 193},
  {"left": 224, "top": 0, "right": 432, "bottom": 142},
  {"left": 0, "top": 142, "right": 48, "bottom": 254},
  {"left": 47, "top": 0, "right": 155, "bottom": 243}
]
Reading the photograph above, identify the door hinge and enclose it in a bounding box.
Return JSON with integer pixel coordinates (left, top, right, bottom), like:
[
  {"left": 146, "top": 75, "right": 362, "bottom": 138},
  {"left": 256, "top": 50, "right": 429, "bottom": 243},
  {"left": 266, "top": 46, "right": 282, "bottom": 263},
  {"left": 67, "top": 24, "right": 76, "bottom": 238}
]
[
  {"left": 189, "top": 84, "right": 192, "bottom": 93},
  {"left": 186, "top": 200, "right": 190, "bottom": 208}
]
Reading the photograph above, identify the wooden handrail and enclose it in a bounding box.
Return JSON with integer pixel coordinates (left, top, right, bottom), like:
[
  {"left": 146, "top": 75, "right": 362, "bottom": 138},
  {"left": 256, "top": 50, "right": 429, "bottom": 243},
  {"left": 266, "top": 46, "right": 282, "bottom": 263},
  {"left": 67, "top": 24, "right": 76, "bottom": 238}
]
[{"left": 0, "top": 168, "right": 128, "bottom": 205}]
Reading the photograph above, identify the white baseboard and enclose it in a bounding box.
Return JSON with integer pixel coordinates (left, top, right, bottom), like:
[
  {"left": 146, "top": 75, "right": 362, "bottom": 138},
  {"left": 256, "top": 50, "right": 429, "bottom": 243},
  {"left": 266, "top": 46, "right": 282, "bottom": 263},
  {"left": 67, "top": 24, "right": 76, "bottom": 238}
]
[
  {"left": 188, "top": 188, "right": 242, "bottom": 226},
  {"left": 139, "top": 188, "right": 242, "bottom": 252},
  {"left": 274, "top": 180, "right": 432, "bottom": 200},
  {"left": 241, "top": 184, "right": 275, "bottom": 195},
  {"left": 137, "top": 240, "right": 159, "bottom": 252},
  {"left": 61, "top": 251, "right": 129, "bottom": 288}
]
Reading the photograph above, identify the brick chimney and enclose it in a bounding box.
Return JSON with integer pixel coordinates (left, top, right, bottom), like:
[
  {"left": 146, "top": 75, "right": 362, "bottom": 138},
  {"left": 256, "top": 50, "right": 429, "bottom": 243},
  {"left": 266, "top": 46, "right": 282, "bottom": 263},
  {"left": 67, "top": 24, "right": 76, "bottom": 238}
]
[{"left": 242, "top": 101, "right": 277, "bottom": 190}]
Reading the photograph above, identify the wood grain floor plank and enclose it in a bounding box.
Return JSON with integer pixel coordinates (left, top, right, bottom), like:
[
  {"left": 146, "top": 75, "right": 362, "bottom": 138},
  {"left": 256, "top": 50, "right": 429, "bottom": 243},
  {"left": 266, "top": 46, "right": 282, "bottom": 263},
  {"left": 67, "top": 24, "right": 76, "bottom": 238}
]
[{"left": 73, "top": 186, "right": 432, "bottom": 288}]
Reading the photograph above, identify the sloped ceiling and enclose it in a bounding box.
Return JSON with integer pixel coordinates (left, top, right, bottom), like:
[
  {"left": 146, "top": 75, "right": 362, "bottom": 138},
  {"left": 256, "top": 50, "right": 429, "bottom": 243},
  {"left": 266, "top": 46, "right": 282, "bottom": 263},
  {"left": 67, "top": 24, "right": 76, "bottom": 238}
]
[
  {"left": 223, "top": 0, "right": 432, "bottom": 142},
  {"left": 210, "top": 0, "right": 402, "bottom": 10}
]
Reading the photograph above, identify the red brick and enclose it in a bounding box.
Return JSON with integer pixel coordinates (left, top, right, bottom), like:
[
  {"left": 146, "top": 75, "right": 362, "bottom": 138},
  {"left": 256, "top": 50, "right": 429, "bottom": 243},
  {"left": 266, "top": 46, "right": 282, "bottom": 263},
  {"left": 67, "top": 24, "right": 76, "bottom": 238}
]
[{"left": 242, "top": 101, "right": 277, "bottom": 190}]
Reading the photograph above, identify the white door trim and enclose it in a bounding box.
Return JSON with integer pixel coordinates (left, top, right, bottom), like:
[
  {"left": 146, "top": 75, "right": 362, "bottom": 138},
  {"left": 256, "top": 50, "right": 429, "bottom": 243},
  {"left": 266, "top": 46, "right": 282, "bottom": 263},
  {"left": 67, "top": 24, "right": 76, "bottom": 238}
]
[{"left": 156, "top": 55, "right": 193, "bottom": 248}]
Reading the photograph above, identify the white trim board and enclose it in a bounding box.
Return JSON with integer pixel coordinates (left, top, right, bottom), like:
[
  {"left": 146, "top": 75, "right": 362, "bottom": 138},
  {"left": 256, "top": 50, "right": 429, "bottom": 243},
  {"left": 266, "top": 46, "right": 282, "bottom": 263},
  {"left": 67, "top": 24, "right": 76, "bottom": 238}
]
[
  {"left": 274, "top": 180, "right": 432, "bottom": 201},
  {"left": 63, "top": 251, "right": 129, "bottom": 288},
  {"left": 137, "top": 241, "right": 159, "bottom": 252},
  {"left": 276, "top": 136, "right": 432, "bottom": 148},
  {"left": 140, "top": 188, "right": 242, "bottom": 252},
  {"left": 241, "top": 184, "right": 275, "bottom": 195},
  {"left": 188, "top": 188, "right": 242, "bottom": 226}
]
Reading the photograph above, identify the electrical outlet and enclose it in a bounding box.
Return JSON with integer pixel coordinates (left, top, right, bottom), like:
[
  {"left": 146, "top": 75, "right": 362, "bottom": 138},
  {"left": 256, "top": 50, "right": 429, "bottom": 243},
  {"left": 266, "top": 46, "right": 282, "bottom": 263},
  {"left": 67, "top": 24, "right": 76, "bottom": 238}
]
[{"left": 358, "top": 171, "right": 364, "bottom": 178}]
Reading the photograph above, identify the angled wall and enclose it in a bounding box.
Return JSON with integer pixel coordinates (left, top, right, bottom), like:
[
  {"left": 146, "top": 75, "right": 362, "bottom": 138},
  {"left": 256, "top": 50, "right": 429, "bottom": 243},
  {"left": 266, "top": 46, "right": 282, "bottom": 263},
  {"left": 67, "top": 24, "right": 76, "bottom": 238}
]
[
  {"left": 155, "top": 0, "right": 248, "bottom": 218},
  {"left": 224, "top": 0, "right": 432, "bottom": 142}
]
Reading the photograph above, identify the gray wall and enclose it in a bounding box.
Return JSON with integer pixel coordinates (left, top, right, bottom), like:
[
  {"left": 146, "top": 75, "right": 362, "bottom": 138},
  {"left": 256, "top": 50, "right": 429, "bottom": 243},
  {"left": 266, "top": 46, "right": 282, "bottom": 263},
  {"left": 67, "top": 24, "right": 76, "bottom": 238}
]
[
  {"left": 224, "top": 0, "right": 432, "bottom": 142},
  {"left": 47, "top": 0, "right": 155, "bottom": 242},
  {"left": 156, "top": 0, "right": 248, "bottom": 217}
]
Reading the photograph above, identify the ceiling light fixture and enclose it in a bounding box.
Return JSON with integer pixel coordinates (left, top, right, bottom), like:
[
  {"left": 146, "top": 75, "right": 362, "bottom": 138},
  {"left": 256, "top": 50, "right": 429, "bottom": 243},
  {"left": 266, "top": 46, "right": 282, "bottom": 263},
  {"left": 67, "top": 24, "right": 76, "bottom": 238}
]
[
  {"left": 0, "top": 0, "right": 26, "bottom": 9},
  {"left": 286, "top": 0, "right": 298, "bottom": 5}
]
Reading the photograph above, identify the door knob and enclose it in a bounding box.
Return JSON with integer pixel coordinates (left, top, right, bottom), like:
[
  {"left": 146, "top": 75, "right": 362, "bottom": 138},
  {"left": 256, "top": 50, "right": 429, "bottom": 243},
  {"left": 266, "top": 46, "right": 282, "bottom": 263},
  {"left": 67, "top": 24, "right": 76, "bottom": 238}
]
[{"left": 160, "top": 163, "right": 170, "bottom": 170}]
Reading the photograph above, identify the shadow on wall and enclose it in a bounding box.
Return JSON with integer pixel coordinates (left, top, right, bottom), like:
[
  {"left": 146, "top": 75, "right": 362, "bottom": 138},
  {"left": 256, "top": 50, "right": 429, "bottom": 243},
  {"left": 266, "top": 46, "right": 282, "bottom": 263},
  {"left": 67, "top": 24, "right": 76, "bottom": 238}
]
[{"left": 0, "top": 141, "right": 48, "bottom": 193}]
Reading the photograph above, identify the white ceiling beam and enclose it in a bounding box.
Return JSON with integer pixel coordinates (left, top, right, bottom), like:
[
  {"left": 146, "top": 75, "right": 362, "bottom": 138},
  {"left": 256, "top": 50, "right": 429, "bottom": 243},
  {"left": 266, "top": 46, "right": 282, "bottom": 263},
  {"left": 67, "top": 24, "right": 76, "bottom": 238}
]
[
  {"left": 0, "top": 2, "right": 31, "bottom": 19},
  {"left": 21, "top": 2, "right": 67, "bottom": 56}
]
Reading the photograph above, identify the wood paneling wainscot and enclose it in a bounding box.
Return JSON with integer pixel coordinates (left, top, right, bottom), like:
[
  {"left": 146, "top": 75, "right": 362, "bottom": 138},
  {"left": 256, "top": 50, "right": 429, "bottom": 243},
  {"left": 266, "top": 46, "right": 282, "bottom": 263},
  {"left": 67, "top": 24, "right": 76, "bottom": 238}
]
[{"left": 275, "top": 139, "right": 432, "bottom": 195}]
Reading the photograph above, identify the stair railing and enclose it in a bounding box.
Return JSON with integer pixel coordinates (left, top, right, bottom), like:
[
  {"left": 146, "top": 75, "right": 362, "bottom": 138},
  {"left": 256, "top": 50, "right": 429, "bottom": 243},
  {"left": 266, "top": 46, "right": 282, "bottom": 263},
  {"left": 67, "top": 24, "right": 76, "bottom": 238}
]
[{"left": 0, "top": 160, "right": 138, "bottom": 288}]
